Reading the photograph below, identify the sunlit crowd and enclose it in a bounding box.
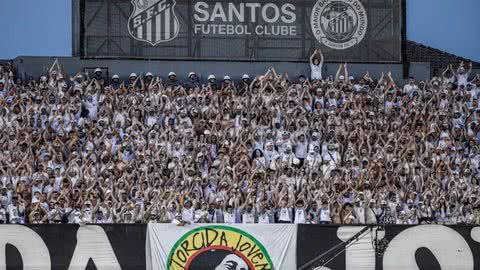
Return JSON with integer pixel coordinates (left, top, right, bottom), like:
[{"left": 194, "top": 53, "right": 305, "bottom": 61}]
[{"left": 0, "top": 56, "right": 479, "bottom": 225}]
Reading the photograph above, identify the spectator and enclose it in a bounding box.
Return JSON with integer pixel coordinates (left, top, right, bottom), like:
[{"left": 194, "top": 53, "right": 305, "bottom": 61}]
[{"left": 0, "top": 59, "right": 479, "bottom": 225}]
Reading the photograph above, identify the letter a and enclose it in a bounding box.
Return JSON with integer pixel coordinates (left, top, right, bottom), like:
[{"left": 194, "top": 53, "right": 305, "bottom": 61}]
[{"left": 68, "top": 226, "right": 121, "bottom": 270}]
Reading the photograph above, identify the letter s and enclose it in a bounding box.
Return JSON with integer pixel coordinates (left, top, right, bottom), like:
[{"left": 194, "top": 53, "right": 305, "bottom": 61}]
[
  {"left": 281, "top": 4, "right": 296, "bottom": 23},
  {"left": 194, "top": 2, "right": 209, "bottom": 22}
]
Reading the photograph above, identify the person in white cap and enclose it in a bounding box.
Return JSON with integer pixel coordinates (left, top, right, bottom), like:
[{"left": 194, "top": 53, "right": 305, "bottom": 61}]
[
  {"left": 237, "top": 74, "right": 250, "bottom": 95},
  {"left": 128, "top": 72, "right": 138, "bottom": 87},
  {"left": 165, "top": 71, "right": 179, "bottom": 87},
  {"left": 144, "top": 72, "right": 154, "bottom": 85},
  {"left": 111, "top": 74, "right": 121, "bottom": 90},
  {"left": 93, "top": 68, "right": 103, "bottom": 81},
  {"left": 222, "top": 75, "right": 232, "bottom": 88},
  {"left": 184, "top": 72, "right": 200, "bottom": 89},
  {"left": 207, "top": 74, "right": 218, "bottom": 90}
]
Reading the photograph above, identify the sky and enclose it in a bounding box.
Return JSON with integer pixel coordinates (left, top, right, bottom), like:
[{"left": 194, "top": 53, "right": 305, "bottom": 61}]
[{"left": 0, "top": 0, "right": 479, "bottom": 62}]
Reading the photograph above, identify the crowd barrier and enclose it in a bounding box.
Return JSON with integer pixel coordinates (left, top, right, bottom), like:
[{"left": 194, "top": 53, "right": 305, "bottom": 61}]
[{"left": 1, "top": 224, "right": 479, "bottom": 269}]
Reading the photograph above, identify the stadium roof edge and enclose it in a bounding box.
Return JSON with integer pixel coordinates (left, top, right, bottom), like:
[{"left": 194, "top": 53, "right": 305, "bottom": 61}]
[{"left": 406, "top": 40, "right": 480, "bottom": 69}]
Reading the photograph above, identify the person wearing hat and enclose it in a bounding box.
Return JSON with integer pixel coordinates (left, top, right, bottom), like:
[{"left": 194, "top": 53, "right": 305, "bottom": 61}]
[
  {"left": 183, "top": 71, "right": 200, "bottom": 89},
  {"left": 222, "top": 75, "right": 232, "bottom": 88},
  {"left": 164, "top": 71, "right": 179, "bottom": 87},
  {"left": 207, "top": 74, "right": 218, "bottom": 91},
  {"left": 142, "top": 71, "right": 154, "bottom": 88},
  {"left": 236, "top": 74, "right": 250, "bottom": 95},
  {"left": 110, "top": 74, "right": 122, "bottom": 90},
  {"left": 128, "top": 72, "right": 138, "bottom": 87},
  {"left": 144, "top": 71, "right": 154, "bottom": 80},
  {"left": 92, "top": 68, "right": 103, "bottom": 81}
]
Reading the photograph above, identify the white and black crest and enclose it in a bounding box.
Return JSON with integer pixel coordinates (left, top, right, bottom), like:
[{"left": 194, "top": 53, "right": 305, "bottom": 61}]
[
  {"left": 128, "top": 0, "right": 180, "bottom": 46},
  {"left": 311, "top": 0, "right": 368, "bottom": 50}
]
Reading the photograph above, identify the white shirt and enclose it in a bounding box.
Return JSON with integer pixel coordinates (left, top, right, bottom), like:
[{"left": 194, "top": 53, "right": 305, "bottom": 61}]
[
  {"left": 81, "top": 208, "right": 93, "bottom": 223},
  {"left": 182, "top": 208, "right": 195, "bottom": 223},
  {"left": 295, "top": 142, "right": 308, "bottom": 159},
  {"left": 320, "top": 208, "right": 331, "bottom": 222},
  {"left": 403, "top": 84, "right": 417, "bottom": 95},
  {"left": 457, "top": 73, "right": 469, "bottom": 86},
  {"left": 353, "top": 206, "right": 365, "bottom": 224},
  {"left": 279, "top": 208, "right": 292, "bottom": 222},
  {"left": 224, "top": 212, "right": 236, "bottom": 224},
  {"left": 311, "top": 63, "right": 323, "bottom": 80},
  {"left": 258, "top": 213, "right": 271, "bottom": 224},
  {"left": 8, "top": 204, "right": 25, "bottom": 223},
  {"left": 242, "top": 212, "right": 255, "bottom": 224},
  {"left": 294, "top": 208, "right": 306, "bottom": 224},
  {"left": 85, "top": 95, "right": 98, "bottom": 120}
]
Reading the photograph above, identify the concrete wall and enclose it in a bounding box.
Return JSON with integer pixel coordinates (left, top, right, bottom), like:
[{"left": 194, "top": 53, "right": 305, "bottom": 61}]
[{"left": 13, "top": 56, "right": 431, "bottom": 83}]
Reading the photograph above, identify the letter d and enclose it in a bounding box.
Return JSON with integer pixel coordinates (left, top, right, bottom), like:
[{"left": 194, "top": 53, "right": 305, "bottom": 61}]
[{"left": 0, "top": 225, "right": 51, "bottom": 269}]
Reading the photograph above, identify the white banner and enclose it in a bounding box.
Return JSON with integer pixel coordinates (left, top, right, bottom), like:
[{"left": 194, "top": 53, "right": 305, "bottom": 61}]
[{"left": 146, "top": 224, "right": 297, "bottom": 270}]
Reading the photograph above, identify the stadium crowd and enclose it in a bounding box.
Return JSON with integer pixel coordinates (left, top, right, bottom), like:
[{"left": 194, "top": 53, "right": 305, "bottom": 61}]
[{"left": 0, "top": 55, "right": 480, "bottom": 225}]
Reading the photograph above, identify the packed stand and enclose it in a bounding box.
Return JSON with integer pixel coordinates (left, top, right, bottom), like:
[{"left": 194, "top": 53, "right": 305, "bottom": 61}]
[{"left": 0, "top": 56, "right": 480, "bottom": 225}]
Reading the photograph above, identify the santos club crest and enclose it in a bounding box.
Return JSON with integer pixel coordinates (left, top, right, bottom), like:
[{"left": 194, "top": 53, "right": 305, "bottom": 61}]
[
  {"left": 311, "top": 0, "right": 368, "bottom": 50},
  {"left": 128, "top": 0, "right": 179, "bottom": 46}
]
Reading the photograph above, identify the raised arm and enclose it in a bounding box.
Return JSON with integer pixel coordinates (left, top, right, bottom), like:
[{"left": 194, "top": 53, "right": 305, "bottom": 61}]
[
  {"left": 467, "top": 62, "right": 473, "bottom": 75},
  {"left": 319, "top": 49, "right": 324, "bottom": 65},
  {"left": 344, "top": 63, "right": 349, "bottom": 83},
  {"left": 335, "top": 64, "right": 343, "bottom": 81}
]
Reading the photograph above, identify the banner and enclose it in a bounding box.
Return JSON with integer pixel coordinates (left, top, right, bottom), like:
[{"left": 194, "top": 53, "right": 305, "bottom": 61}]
[
  {"left": 297, "top": 224, "right": 480, "bottom": 270},
  {"left": 73, "top": 0, "right": 402, "bottom": 62},
  {"left": 2, "top": 224, "right": 478, "bottom": 269},
  {"left": 0, "top": 224, "right": 146, "bottom": 270},
  {"left": 146, "top": 224, "right": 297, "bottom": 270}
]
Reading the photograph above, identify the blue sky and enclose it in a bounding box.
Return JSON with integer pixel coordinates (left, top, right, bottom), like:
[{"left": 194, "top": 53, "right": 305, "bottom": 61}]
[{"left": 0, "top": 0, "right": 479, "bottom": 62}]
